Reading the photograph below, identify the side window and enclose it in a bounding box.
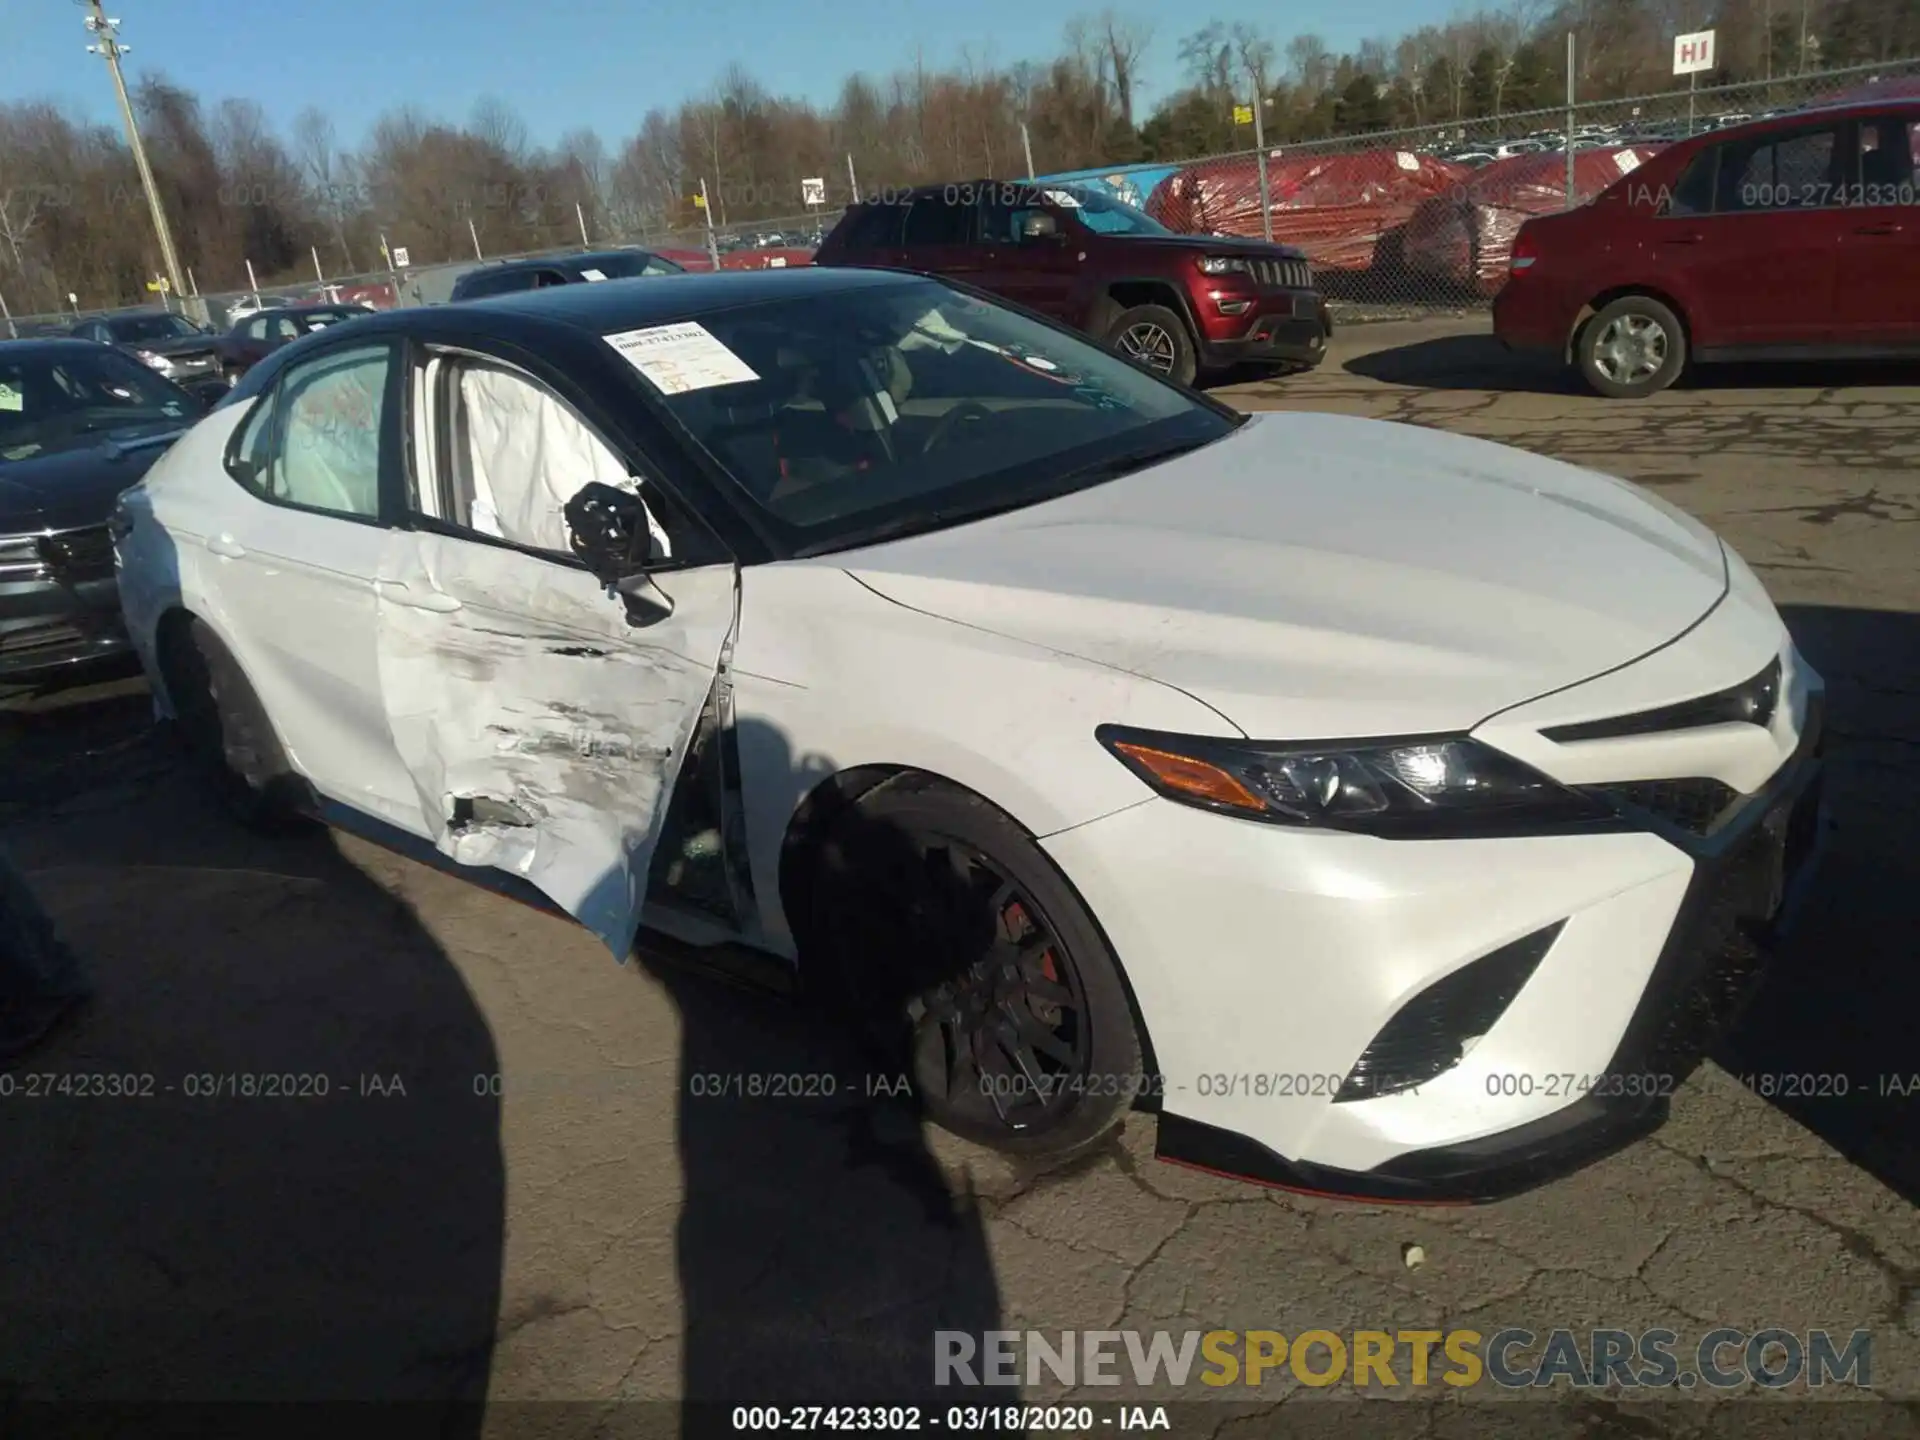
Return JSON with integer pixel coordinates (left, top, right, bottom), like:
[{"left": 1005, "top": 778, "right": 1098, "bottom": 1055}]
[
  {"left": 435, "top": 360, "right": 676, "bottom": 562},
  {"left": 226, "top": 389, "right": 278, "bottom": 498},
  {"left": 533, "top": 269, "right": 573, "bottom": 289},
  {"left": 982, "top": 200, "right": 1057, "bottom": 243},
  {"left": 1666, "top": 149, "right": 1718, "bottom": 216},
  {"left": 270, "top": 316, "right": 301, "bottom": 343},
  {"left": 244, "top": 316, "right": 272, "bottom": 341},
  {"left": 901, "top": 196, "right": 974, "bottom": 247},
  {"left": 1855, "top": 115, "right": 1919, "bottom": 196},
  {"left": 261, "top": 344, "right": 391, "bottom": 519},
  {"left": 1714, "top": 125, "right": 1842, "bottom": 212}
]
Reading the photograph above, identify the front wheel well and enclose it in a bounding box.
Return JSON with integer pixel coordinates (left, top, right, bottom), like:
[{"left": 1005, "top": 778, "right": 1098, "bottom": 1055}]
[
  {"left": 775, "top": 764, "right": 1163, "bottom": 1092},
  {"left": 1568, "top": 286, "right": 1692, "bottom": 362},
  {"left": 1097, "top": 282, "right": 1193, "bottom": 334}
]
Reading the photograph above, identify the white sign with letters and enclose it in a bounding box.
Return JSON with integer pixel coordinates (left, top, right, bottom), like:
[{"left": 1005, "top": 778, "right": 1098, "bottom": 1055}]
[
  {"left": 1673, "top": 30, "right": 1716, "bottom": 76},
  {"left": 392, "top": 246, "right": 412, "bottom": 268},
  {"left": 801, "top": 177, "right": 827, "bottom": 206}
]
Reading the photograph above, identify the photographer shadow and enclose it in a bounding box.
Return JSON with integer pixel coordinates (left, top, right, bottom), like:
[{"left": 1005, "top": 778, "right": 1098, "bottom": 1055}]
[{"left": 640, "top": 716, "right": 1007, "bottom": 1436}]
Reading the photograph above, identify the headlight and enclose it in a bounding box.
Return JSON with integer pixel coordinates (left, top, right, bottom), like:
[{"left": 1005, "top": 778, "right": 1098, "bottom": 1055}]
[
  {"left": 1196, "top": 256, "right": 1253, "bottom": 276},
  {"left": 0, "top": 535, "right": 48, "bottom": 581},
  {"left": 1095, "top": 725, "right": 1614, "bottom": 838},
  {"left": 134, "top": 349, "right": 173, "bottom": 372}
]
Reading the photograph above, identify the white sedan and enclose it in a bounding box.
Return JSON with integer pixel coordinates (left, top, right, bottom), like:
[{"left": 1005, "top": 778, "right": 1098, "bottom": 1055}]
[{"left": 110, "top": 267, "right": 1827, "bottom": 1200}]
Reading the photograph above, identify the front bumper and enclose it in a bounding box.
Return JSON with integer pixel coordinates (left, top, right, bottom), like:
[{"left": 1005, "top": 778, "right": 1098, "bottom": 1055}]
[
  {"left": 1199, "top": 293, "right": 1331, "bottom": 370},
  {"left": 0, "top": 573, "right": 135, "bottom": 686},
  {"left": 1043, "top": 636, "right": 1828, "bottom": 1203},
  {"left": 1153, "top": 700, "right": 1828, "bottom": 1203}
]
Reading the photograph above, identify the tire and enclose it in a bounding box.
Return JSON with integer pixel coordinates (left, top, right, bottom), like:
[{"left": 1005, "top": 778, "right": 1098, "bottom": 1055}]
[
  {"left": 1577, "top": 295, "right": 1687, "bottom": 399},
  {"left": 805, "top": 776, "right": 1145, "bottom": 1160},
  {"left": 1106, "top": 304, "right": 1198, "bottom": 388},
  {"left": 164, "top": 619, "right": 311, "bottom": 832}
]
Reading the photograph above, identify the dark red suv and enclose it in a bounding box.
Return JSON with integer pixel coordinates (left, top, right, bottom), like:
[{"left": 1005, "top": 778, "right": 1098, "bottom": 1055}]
[
  {"left": 1495, "top": 100, "right": 1920, "bottom": 397},
  {"left": 814, "top": 180, "right": 1331, "bottom": 387}
]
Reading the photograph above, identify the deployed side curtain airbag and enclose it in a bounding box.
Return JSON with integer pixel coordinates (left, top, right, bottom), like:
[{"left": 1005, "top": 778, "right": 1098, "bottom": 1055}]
[{"left": 458, "top": 366, "right": 637, "bottom": 554}]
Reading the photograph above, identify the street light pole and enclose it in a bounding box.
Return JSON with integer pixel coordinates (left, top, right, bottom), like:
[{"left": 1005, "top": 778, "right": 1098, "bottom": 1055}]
[{"left": 79, "top": 1, "right": 185, "bottom": 299}]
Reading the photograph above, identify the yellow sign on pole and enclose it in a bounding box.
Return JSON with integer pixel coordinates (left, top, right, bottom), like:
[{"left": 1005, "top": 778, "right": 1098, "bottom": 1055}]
[
  {"left": 692, "top": 193, "right": 707, "bottom": 209},
  {"left": 1232, "top": 104, "right": 1253, "bottom": 125}
]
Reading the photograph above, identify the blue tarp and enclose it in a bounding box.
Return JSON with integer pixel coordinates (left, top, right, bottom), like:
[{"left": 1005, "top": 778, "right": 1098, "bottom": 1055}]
[{"left": 1028, "top": 164, "right": 1182, "bottom": 210}]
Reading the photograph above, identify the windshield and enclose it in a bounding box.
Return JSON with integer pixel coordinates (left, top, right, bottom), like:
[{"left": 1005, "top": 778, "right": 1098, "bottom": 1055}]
[
  {"left": 0, "top": 348, "right": 194, "bottom": 462},
  {"left": 105, "top": 313, "right": 206, "bottom": 344},
  {"left": 640, "top": 278, "right": 1232, "bottom": 553},
  {"left": 579, "top": 252, "right": 685, "bottom": 279},
  {"left": 1055, "top": 188, "right": 1173, "bottom": 237}
]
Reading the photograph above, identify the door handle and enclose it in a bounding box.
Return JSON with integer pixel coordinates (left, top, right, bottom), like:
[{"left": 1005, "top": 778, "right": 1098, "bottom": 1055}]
[
  {"left": 206, "top": 533, "right": 246, "bottom": 558},
  {"left": 1660, "top": 232, "right": 1704, "bottom": 245},
  {"left": 1854, "top": 222, "right": 1901, "bottom": 236},
  {"left": 376, "top": 580, "right": 463, "bottom": 613}
]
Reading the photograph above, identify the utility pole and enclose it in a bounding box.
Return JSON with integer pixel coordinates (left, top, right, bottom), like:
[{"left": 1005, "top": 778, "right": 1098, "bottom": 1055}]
[{"left": 79, "top": 1, "right": 185, "bottom": 299}]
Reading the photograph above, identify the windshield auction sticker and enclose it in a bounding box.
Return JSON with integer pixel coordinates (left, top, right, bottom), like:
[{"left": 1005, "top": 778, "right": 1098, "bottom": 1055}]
[{"left": 603, "top": 322, "right": 759, "bottom": 394}]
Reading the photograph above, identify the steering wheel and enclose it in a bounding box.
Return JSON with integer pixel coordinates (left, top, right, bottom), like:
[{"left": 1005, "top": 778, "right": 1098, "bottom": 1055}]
[{"left": 920, "top": 400, "right": 995, "bottom": 456}]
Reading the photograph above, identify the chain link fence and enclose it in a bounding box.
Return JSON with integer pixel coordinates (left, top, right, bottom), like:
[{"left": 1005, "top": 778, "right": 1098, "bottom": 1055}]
[
  {"left": 6, "top": 58, "right": 1913, "bottom": 335},
  {"left": 1067, "top": 57, "right": 1920, "bottom": 313}
]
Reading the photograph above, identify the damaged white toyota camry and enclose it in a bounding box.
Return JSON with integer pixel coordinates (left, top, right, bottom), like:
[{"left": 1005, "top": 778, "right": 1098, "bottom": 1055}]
[{"left": 111, "top": 267, "right": 1827, "bottom": 1200}]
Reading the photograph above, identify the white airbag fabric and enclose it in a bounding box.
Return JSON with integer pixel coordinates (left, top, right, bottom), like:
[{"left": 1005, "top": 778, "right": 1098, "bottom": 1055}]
[{"left": 459, "top": 367, "right": 635, "bottom": 553}]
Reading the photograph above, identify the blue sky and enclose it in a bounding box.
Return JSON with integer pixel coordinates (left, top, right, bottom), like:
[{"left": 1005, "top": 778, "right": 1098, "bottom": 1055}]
[{"left": 5, "top": 0, "right": 1460, "bottom": 150}]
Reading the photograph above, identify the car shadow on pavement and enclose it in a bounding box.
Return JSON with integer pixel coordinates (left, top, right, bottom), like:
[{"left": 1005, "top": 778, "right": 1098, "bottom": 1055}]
[
  {"left": 1719, "top": 604, "right": 1920, "bottom": 1209},
  {"left": 0, "top": 719, "right": 503, "bottom": 1425},
  {"left": 1344, "top": 331, "right": 1920, "bottom": 396},
  {"left": 643, "top": 716, "right": 1006, "bottom": 1438}
]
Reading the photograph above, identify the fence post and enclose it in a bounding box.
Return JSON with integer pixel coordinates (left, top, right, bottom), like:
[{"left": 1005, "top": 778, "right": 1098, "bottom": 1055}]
[
  {"left": 847, "top": 153, "right": 860, "bottom": 204},
  {"left": 1565, "top": 32, "right": 1577, "bottom": 208},
  {"left": 577, "top": 202, "right": 591, "bottom": 248},
  {"left": 1251, "top": 93, "right": 1274, "bottom": 244},
  {"left": 245, "top": 258, "right": 260, "bottom": 302},
  {"left": 700, "top": 177, "right": 720, "bottom": 269},
  {"left": 1021, "top": 124, "right": 1037, "bottom": 180},
  {"left": 0, "top": 288, "right": 15, "bottom": 340}
]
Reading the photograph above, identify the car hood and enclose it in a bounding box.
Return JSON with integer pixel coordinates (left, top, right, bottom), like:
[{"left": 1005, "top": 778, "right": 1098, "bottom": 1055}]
[
  {"left": 123, "top": 334, "right": 218, "bottom": 358},
  {"left": 839, "top": 412, "right": 1729, "bottom": 739},
  {"left": 0, "top": 432, "right": 183, "bottom": 532},
  {"left": 1098, "top": 233, "right": 1311, "bottom": 263}
]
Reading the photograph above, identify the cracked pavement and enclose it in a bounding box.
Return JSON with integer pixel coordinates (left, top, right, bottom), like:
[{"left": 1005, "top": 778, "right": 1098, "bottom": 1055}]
[{"left": 1, "top": 318, "right": 1916, "bottom": 1438}]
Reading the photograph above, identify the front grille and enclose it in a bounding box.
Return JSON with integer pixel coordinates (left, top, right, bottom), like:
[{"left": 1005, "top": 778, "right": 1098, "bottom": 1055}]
[
  {"left": 1335, "top": 922, "right": 1565, "bottom": 1102},
  {"left": 1254, "top": 257, "right": 1314, "bottom": 291},
  {"left": 1588, "top": 777, "right": 1742, "bottom": 836},
  {"left": 38, "top": 526, "right": 115, "bottom": 582},
  {"left": 0, "top": 620, "right": 86, "bottom": 656}
]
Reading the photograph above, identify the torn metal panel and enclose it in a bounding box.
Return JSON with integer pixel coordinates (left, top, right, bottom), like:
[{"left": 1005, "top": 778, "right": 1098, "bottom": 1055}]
[{"left": 375, "top": 526, "right": 736, "bottom": 960}]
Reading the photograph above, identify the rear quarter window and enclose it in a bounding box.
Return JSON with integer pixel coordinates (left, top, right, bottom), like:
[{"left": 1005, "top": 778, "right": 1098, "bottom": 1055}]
[{"left": 832, "top": 204, "right": 906, "bottom": 252}]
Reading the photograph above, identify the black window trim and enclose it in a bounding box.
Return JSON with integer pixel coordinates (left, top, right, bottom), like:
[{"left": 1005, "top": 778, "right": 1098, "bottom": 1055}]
[
  {"left": 219, "top": 333, "right": 407, "bottom": 530},
  {"left": 393, "top": 334, "right": 735, "bottom": 576}
]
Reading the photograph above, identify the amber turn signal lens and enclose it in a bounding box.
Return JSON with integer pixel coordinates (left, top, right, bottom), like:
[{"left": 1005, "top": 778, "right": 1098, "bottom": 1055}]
[{"left": 1110, "top": 742, "right": 1265, "bottom": 812}]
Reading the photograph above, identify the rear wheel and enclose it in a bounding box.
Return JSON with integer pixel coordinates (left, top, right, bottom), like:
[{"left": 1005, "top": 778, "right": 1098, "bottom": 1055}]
[
  {"left": 1577, "top": 295, "right": 1687, "bottom": 399},
  {"left": 1106, "top": 304, "right": 1198, "bottom": 388},
  {"left": 163, "top": 619, "right": 311, "bottom": 832},
  {"left": 806, "top": 778, "right": 1144, "bottom": 1159}
]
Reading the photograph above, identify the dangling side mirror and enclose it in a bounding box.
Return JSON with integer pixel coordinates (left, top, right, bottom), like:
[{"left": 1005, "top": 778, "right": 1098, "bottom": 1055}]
[{"left": 563, "top": 481, "right": 674, "bottom": 625}]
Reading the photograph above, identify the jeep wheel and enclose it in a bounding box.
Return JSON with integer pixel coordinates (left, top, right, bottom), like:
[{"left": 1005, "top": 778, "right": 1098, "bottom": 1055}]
[{"left": 1107, "top": 305, "right": 1197, "bottom": 388}]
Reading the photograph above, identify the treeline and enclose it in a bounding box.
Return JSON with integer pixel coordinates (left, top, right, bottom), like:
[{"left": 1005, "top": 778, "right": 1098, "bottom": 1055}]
[{"left": 1, "top": 0, "right": 1912, "bottom": 312}]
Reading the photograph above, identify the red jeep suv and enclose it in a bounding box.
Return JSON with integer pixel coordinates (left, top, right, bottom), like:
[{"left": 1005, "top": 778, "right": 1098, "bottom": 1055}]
[
  {"left": 1495, "top": 99, "right": 1920, "bottom": 397},
  {"left": 814, "top": 180, "right": 1331, "bottom": 387}
]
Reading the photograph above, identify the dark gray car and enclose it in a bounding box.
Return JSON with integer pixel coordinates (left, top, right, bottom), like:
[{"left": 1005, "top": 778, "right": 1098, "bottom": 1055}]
[
  {"left": 67, "top": 310, "right": 227, "bottom": 404},
  {"left": 448, "top": 248, "right": 685, "bottom": 301},
  {"left": 0, "top": 340, "right": 202, "bottom": 687}
]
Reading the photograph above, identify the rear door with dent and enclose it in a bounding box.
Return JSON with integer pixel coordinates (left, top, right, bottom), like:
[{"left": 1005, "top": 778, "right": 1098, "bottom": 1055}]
[{"left": 375, "top": 336, "right": 739, "bottom": 959}]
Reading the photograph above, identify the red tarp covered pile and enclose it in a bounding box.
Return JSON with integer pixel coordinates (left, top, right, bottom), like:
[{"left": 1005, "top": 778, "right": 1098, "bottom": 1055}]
[
  {"left": 1402, "top": 146, "right": 1664, "bottom": 296},
  {"left": 1145, "top": 148, "right": 1468, "bottom": 271}
]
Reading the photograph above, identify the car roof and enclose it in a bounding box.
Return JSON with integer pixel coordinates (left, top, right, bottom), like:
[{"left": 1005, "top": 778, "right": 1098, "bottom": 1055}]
[
  {"left": 1653, "top": 95, "right": 1920, "bottom": 158},
  {"left": 368, "top": 266, "right": 927, "bottom": 340},
  {"left": 0, "top": 338, "right": 124, "bottom": 359},
  {"left": 471, "top": 249, "right": 661, "bottom": 275}
]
